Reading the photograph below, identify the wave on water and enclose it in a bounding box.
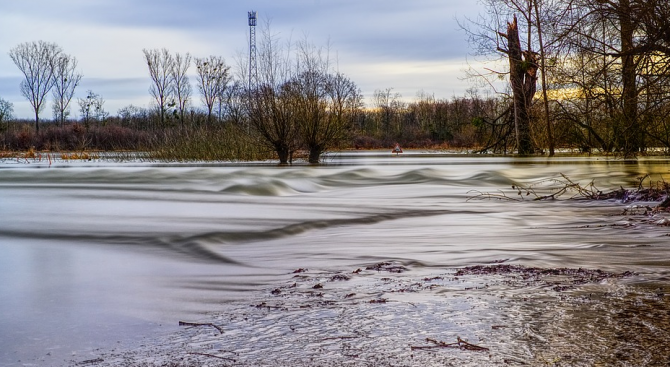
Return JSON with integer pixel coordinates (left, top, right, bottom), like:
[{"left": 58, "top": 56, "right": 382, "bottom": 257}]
[{"left": 0, "top": 208, "right": 466, "bottom": 265}]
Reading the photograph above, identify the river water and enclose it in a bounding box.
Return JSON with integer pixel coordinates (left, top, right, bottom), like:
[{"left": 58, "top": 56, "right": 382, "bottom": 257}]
[{"left": 1, "top": 152, "right": 669, "bottom": 366}]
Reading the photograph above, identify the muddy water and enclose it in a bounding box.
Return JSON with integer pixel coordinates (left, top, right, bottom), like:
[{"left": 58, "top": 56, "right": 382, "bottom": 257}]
[{"left": 1, "top": 153, "right": 669, "bottom": 366}]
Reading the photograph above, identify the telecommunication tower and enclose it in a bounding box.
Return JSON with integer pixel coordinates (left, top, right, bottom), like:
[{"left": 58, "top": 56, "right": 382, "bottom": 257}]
[{"left": 248, "top": 11, "right": 258, "bottom": 91}]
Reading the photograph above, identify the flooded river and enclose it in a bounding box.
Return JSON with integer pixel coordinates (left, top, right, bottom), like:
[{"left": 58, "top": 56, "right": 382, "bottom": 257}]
[{"left": 1, "top": 152, "right": 669, "bottom": 366}]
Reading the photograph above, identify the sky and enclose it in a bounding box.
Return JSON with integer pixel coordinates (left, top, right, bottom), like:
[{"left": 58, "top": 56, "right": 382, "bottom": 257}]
[{"left": 0, "top": 0, "right": 489, "bottom": 119}]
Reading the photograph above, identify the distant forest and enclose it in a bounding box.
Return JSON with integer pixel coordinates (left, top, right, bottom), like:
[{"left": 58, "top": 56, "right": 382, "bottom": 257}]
[{"left": 2, "top": 0, "right": 670, "bottom": 162}]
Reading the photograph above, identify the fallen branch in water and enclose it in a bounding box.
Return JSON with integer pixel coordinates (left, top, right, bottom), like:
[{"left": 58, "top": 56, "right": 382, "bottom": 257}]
[
  {"left": 466, "top": 189, "right": 521, "bottom": 202},
  {"left": 410, "top": 337, "right": 489, "bottom": 352},
  {"left": 468, "top": 173, "right": 670, "bottom": 210},
  {"left": 178, "top": 321, "right": 224, "bottom": 334}
]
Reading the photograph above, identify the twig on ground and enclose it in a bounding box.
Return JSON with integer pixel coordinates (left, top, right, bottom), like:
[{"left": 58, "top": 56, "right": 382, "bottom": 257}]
[
  {"left": 319, "top": 335, "right": 360, "bottom": 341},
  {"left": 187, "top": 352, "right": 235, "bottom": 361},
  {"left": 178, "top": 321, "right": 224, "bottom": 334}
]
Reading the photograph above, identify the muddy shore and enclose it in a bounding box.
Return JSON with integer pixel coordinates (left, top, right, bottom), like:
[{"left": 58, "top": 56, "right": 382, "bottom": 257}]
[{"left": 63, "top": 262, "right": 670, "bottom": 367}]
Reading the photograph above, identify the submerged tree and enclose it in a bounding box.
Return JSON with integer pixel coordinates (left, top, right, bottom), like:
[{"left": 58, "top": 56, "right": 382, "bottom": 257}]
[
  {"left": 245, "top": 20, "right": 300, "bottom": 165},
  {"left": 283, "top": 41, "right": 362, "bottom": 163},
  {"left": 9, "top": 41, "right": 62, "bottom": 132},
  {"left": 497, "top": 15, "right": 536, "bottom": 155},
  {"left": 461, "top": 0, "right": 557, "bottom": 155}
]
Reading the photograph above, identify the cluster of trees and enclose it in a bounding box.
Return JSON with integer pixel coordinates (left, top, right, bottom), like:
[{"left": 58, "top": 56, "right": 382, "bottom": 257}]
[
  {"left": 465, "top": 0, "right": 670, "bottom": 156},
  {"left": 245, "top": 33, "right": 362, "bottom": 163},
  {"left": 1, "top": 33, "right": 366, "bottom": 163},
  {"left": 8, "top": 41, "right": 82, "bottom": 131},
  {"left": 138, "top": 33, "right": 363, "bottom": 163}
]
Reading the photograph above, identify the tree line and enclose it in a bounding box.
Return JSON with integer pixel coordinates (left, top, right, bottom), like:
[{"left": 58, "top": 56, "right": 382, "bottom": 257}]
[{"left": 4, "top": 1, "right": 670, "bottom": 161}]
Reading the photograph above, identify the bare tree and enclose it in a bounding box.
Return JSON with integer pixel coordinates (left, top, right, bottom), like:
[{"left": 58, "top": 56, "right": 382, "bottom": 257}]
[
  {"left": 52, "top": 54, "right": 83, "bottom": 126},
  {"left": 284, "top": 40, "right": 362, "bottom": 163},
  {"left": 143, "top": 48, "right": 174, "bottom": 127},
  {"left": 0, "top": 98, "right": 14, "bottom": 148},
  {"left": 78, "top": 90, "right": 108, "bottom": 129},
  {"left": 9, "top": 41, "right": 62, "bottom": 132},
  {"left": 195, "top": 55, "right": 231, "bottom": 124},
  {"left": 220, "top": 80, "right": 247, "bottom": 126},
  {"left": 373, "top": 88, "right": 404, "bottom": 138},
  {"left": 171, "top": 52, "right": 192, "bottom": 127},
  {"left": 546, "top": 0, "right": 670, "bottom": 155}
]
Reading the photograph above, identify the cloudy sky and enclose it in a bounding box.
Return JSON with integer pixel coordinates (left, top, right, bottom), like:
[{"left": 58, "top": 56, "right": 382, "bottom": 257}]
[{"left": 0, "top": 0, "right": 488, "bottom": 119}]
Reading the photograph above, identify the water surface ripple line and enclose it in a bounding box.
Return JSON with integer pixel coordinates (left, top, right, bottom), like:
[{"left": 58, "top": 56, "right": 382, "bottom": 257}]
[{"left": 0, "top": 209, "right": 465, "bottom": 265}]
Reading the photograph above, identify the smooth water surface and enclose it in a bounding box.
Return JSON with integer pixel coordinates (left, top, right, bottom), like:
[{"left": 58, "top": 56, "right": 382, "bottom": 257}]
[{"left": 1, "top": 152, "right": 669, "bottom": 365}]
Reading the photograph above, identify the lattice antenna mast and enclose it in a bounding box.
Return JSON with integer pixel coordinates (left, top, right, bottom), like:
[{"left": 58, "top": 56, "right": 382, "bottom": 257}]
[{"left": 248, "top": 11, "right": 258, "bottom": 91}]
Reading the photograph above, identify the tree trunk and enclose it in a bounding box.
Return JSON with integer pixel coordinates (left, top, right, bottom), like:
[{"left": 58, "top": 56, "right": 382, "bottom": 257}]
[
  {"left": 619, "top": 0, "right": 640, "bottom": 155},
  {"left": 533, "top": 0, "right": 554, "bottom": 156},
  {"left": 505, "top": 16, "right": 535, "bottom": 155},
  {"left": 276, "top": 144, "right": 290, "bottom": 165},
  {"left": 35, "top": 110, "right": 40, "bottom": 133},
  {"left": 308, "top": 145, "right": 322, "bottom": 164}
]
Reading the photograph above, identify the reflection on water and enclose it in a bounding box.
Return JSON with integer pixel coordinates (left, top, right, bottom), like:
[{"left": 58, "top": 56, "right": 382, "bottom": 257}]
[{"left": 1, "top": 153, "right": 669, "bottom": 365}]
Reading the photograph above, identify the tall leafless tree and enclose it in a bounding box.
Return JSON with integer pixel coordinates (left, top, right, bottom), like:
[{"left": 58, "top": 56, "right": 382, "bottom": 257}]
[
  {"left": 9, "top": 41, "right": 62, "bottom": 132},
  {"left": 143, "top": 48, "right": 174, "bottom": 127},
  {"left": 195, "top": 55, "right": 231, "bottom": 124},
  {"left": 52, "top": 53, "right": 83, "bottom": 126},
  {"left": 171, "top": 52, "right": 192, "bottom": 127}
]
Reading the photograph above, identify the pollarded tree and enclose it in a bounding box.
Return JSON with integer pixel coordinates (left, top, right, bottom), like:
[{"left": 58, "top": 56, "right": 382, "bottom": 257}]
[
  {"left": 276, "top": 39, "right": 363, "bottom": 164},
  {"left": 9, "top": 41, "right": 62, "bottom": 132},
  {"left": 52, "top": 53, "right": 83, "bottom": 126},
  {"left": 143, "top": 48, "right": 174, "bottom": 127},
  {"left": 245, "top": 20, "right": 301, "bottom": 164}
]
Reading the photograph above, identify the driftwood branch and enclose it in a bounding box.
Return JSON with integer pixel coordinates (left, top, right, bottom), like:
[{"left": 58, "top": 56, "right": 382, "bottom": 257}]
[
  {"left": 467, "top": 189, "right": 521, "bottom": 202},
  {"left": 411, "top": 337, "right": 489, "bottom": 352},
  {"left": 178, "top": 321, "right": 224, "bottom": 334}
]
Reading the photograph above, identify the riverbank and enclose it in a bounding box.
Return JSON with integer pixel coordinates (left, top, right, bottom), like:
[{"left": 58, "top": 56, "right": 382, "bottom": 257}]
[{"left": 69, "top": 262, "right": 668, "bottom": 367}]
